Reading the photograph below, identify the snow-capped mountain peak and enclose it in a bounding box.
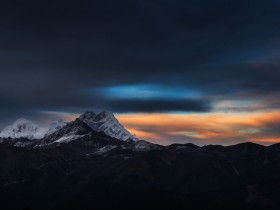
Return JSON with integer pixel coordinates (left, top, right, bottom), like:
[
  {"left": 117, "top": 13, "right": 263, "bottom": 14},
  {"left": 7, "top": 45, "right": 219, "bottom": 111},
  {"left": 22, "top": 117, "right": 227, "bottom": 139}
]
[
  {"left": 79, "top": 111, "right": 138, "bottom": 141},
  {"left": 0, "top": 111, "right": 138, "bottom": 142},
  {"left": 0, "top": 118, "right": 47, "bottom": 140}
]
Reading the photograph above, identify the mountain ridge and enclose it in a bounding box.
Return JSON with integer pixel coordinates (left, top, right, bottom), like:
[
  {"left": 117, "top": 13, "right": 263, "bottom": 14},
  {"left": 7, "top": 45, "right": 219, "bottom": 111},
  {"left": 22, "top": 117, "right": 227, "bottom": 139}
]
[
  {"left": 0, "top": 111, "right": 138, "bottom": 142},
  {"left": 0, "top": 135, "right": 279, "bottom": 210},
  {"left": 0, "top": 112, "right": 280, "bottom": 210}
]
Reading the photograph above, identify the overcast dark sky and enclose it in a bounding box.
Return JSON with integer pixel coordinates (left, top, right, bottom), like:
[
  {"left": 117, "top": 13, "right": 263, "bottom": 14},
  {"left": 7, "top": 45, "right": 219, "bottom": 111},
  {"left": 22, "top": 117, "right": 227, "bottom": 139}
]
[{"left": 1, "top": 0, "right": 280, "bottom": 145}]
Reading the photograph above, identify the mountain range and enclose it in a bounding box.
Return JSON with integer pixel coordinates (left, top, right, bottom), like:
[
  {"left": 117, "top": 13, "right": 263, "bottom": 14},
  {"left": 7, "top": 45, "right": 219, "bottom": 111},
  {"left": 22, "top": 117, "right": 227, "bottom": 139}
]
[
  {"left": 0, "top": 110, "right": 137, "bottom": 142},
  {"left": 0, "top": 111, "right": 280, "bottom": 210}
]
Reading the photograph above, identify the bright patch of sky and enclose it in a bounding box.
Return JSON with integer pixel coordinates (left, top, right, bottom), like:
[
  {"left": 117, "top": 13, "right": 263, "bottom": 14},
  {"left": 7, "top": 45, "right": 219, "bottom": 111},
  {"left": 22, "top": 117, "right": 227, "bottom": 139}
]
[{"left": 95, "top": 84, "right": 202, "bottom": 99}]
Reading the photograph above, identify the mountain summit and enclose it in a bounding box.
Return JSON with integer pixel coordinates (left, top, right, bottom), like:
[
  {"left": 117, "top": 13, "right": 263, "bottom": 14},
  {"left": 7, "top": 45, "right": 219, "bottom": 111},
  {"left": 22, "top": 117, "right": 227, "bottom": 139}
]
[
  {"left": 79, "top": 111, "right": 138, "bottom": 141},
  {"left": 0, "top": 118, "right": 47, "bottom": 139},
  {"left": 0, "top": 111, "right": 137, "bottom": 142},
  {"left": 0, "top": 118, "right": 68, "bottom": 140}
]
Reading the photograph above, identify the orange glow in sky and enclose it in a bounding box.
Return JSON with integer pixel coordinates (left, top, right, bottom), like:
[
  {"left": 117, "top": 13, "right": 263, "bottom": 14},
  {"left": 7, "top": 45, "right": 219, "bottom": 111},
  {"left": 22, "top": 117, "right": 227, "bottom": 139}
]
[{"left": 115, "top": 111, "right": 280, "bottom": 145}]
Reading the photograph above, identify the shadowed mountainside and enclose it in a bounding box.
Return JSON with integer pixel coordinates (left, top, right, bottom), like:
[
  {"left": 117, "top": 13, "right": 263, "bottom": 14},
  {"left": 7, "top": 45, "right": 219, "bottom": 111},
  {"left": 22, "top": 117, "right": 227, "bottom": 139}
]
[{"left": 0, "top": 119, "right": 280, "bottom": 210}]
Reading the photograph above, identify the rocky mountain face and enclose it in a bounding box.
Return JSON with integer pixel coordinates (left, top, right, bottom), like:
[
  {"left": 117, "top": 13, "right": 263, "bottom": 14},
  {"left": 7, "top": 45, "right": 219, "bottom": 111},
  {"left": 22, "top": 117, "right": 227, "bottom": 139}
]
[
  {"left": 79, "top": 111, "right": 138, "bottom": 141},
  {"left": 0, "top": 112, "right": 280, "bottom": 210}
]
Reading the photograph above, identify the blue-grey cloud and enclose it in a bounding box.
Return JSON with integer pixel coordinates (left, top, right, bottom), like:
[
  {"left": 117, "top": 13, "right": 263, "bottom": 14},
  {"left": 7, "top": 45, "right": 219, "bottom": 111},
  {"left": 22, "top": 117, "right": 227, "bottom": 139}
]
[{"left": 0, "top": 0, "right": 280, "bottom": 121}]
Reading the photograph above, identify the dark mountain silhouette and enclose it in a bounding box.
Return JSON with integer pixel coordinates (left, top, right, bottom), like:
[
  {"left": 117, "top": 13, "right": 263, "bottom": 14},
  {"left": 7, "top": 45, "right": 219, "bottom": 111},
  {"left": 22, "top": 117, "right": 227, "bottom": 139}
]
[{"left": 0, "top": 117, "right": 280, "bottom": 210}]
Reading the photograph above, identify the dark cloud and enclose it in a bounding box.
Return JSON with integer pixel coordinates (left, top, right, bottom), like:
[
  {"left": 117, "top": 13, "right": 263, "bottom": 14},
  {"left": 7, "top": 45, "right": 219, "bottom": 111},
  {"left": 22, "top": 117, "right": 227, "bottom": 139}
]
[
  {"left": 0, "top": 0, "right": 280, "bottom": 120},
  {"left": 98, "top": 98, "right": 211, "bottom": 113}
]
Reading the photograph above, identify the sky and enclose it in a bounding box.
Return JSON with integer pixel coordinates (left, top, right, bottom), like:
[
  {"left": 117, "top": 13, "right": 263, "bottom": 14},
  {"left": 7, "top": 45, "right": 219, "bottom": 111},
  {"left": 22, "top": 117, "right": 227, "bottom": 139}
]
[{"left": 1, "top": 0, "right": 280, "bottom": 145}]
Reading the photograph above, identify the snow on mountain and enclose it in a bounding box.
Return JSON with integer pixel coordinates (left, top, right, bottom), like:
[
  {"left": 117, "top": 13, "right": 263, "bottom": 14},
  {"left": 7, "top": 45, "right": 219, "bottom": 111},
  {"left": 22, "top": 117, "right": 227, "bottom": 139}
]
[
  {"left": 0, "top": 118, "right": 47, "bottom": 140},
  {"left": 93, "top": 145, "right": 118, "bottom": 155},
  {"left": 45, "top": 119, "right": 67, "bottom": 136},
  {"left": 37, "top": 119, "right": 93, "bottom": 146},
  {"left": 79, "top": 111, "right": 138, "bottom": 141},
  {"left": 0, "top": 111, "right": 138, "bottom": 143},
  {"left": 0, "top": 119, "right": 67, "bottom": 141},
  {"left": 54, "top": 134, "right": 86, "bottom": 144}
]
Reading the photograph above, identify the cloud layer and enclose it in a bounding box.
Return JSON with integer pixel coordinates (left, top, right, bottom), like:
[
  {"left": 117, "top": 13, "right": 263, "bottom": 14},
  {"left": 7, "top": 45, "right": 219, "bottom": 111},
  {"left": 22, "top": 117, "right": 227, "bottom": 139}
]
[{"left": 0, "top": 0, "right": 280, "bottom": 144}]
